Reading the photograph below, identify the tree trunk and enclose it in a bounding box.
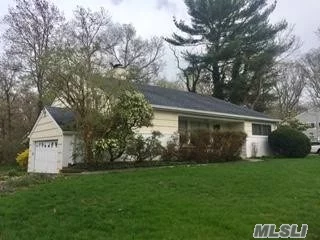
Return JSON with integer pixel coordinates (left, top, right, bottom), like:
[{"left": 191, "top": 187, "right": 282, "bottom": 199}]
[
  {"left": 212, "top": 63, "right": 224, "bottom": 99},
  {"left": 83, "top": 125, "right": 94, "bottom": 164},
  {"left": 5, "top": 93, "right": 12, "bottom": 141},
  {"left": 0, "top": 118, "right": 5, "bottom": 163},
  {"left": 37, "top": 95, "right": 44, "bottom": 115}
]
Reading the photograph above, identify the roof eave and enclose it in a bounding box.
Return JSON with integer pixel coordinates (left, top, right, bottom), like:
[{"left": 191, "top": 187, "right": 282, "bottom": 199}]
[{"left": 151, "top": 105, "right": 281, "bottom": 123}]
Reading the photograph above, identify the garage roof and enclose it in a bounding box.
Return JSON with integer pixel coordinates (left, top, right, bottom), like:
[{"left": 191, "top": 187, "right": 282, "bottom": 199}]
[{"left": 46, "top": 106, "right": 76, "bottom": 131}]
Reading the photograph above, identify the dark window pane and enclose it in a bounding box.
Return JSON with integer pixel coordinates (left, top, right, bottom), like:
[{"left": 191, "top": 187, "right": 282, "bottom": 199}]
[{"left": 252, "top": 124, "right": 271, "bottom": 136}]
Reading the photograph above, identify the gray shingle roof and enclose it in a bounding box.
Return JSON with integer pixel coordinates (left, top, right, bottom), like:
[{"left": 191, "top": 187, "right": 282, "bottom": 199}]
[
  {"left": 46, "top": 106, "right": 76, "bottom": 131},
  {"left": 46, "top": 85, "right": 276, "bottom": 131},
  {"left": 137, "top": 85, "right": 275, "bottom": 120}
]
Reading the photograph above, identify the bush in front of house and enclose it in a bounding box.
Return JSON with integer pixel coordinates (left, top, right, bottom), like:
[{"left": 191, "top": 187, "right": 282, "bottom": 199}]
[
  {"left": 162, "top": 130, "right": 247, "bottom": 163},
  {"left": 93, "top": 90, "right": 154, "bottom": 162},
  {"left": 126, "top": 131, "right": 164, "bottom": 162},
  {"left": 268, "top": 126, "right": 311, "bottom": 158},
  {"left": 16, "top": 149, "right": 29, "bottom": 168},
  {"left": 94, "top": 131, "right": 164, "bottom": 163}
]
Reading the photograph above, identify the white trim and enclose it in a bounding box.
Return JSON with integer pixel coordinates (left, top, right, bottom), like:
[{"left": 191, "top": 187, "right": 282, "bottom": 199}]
[
  {"left": 179, "top": 114, "right": 244, "bottom": 123},
  {"left": 151, "top": 105, "right": 280, "bottom": 123}
]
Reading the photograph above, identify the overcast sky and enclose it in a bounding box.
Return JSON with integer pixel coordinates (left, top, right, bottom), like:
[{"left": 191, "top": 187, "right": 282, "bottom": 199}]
[{"left": 0, "top": 0, "right": 319, "bottom": 80}]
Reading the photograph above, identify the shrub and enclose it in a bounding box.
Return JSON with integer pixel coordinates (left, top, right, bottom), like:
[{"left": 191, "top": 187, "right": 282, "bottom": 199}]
[
  {"left": 268, "top": 126, "right": 311, "bottom": 158},
  {"left": 93, "top": 90, "right": 154, "bottom": 162},
  {"left": 16, "top": 149, "right": 29, "bottom": 168},
  {"left": 161, "top": 133, "right": 180, "bottom": 162},
  {"left": 126, "top": 131, "right": 164, "bottom": 162},
  {"left": 8, "top": 169, "right": 19, "bottom": 177},
  {"left": 1, "top": 174, "right": 56, "bottom": 194},
  {"left": 162, "top": 130, "right": 247, "bottom": 163}
]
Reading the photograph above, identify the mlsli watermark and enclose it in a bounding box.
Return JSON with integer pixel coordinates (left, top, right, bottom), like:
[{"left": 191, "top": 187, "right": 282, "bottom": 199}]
[{"left": 253, "top": 224, "right": 308, "bottom": 238}]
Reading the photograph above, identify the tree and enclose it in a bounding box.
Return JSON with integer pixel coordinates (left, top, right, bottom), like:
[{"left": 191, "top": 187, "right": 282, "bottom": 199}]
[
  {"left": 0, "top": 56, "right": 20, "bottom": 162},
  {"left": 49, "top": 7, "right": 114, "bottom": 163},
  {"left": 3, "top": 0, "right": 64, "bottom": 113},
  {"left": 0, "top": 59, "right": 20, "bottom": 141},
  {"left": 170, "top": 46, "right": 209, "bottom": 93},
  {"left": 274, "top": 61, "right": 306, "bottom": 119},
  {"left": 0, "top": 55, "right": 37, "bottom": 163},
  {"left": 153, "top": 78, "right": 184, "bottom": 90},
  {"left": 304, "top": 49, "right": 320, "bottom": 106},
  {"left": 166, "top": 0, "right": 294, "bottom": 110},
  {"left": 103, "top": 23, "right": 164, "bottom": 83},
  {"left": 50, "top": 7, "right": 154, "bottom": 164}
]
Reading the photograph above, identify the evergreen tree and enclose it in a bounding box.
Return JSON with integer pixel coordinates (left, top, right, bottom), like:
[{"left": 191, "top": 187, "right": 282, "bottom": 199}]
[{"left": 166, "top": 0, "right": 294, "bottom": 110}]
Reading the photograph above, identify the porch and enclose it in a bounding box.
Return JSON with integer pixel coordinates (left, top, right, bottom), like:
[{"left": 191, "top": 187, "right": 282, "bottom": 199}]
[{"left": 178, "top": 115, "right": 273, "bottom": 158}]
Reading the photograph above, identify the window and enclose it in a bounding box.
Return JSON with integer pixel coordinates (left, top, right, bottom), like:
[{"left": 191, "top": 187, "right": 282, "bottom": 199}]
[
  {"left": 213, "top": 124, "right": 221, "bottom": 131},
  {"left": 178, "top": 117, "right": 211, "bottom": 133},
  {"left": 178, "top": 118, "right": 188, "bottom": 133},
  {"left": 252, "top": 124, "right": 271, "bottom": 136}
]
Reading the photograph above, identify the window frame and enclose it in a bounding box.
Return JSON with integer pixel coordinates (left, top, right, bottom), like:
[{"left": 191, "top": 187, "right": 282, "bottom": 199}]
[{"left": 252, "top": 123, "right": 272, "bottom": 136}]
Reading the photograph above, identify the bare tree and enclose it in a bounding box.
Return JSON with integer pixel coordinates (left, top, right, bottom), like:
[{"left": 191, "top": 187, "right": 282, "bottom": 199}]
[
  {"left": 304, "top": 49, "right": 320, "bottom": 106},
  {"left": 61, "top": 7, "right": 111, "bottom": 71},
  {"left": 3, "top": 0, "right": 63, "bottom": 113},
  {"left": 273, "top": 61, "right": 306, "bottom": 119},
  {"left": 50, "top": 7, "right": 129, "bottom": 163},
  {"left": 103, "top": 24, "right": 163, "bottom": 83},
  {"left": 170, "top": 46, "right": 210, "bottom": 93},
  {"left": 0, "top": 60, "right": 20, "bottom": 141},
  {"left": 0, "top": 55, "right": 26, "bottom": 162}
]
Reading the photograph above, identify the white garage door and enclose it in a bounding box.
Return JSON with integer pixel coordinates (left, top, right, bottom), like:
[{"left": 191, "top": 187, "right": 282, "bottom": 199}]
[{"left": 35, "top": 140, "right": 58, "bottom": 173}]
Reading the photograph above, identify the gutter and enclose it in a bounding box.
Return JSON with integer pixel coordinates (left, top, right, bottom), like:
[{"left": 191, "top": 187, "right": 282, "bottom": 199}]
[{"left": 151, "top": 105, "right": 280, "bottom": 123}]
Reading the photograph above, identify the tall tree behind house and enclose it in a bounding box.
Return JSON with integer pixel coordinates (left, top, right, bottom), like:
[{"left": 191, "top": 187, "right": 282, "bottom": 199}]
[{"left": 166, "top": 0, "right": 295, "bottom": 111}]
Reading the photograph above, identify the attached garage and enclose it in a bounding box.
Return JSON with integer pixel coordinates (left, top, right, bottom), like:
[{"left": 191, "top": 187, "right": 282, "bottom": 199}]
[{"left": 28, "top": 107, "right": 76, "bottom": 174}]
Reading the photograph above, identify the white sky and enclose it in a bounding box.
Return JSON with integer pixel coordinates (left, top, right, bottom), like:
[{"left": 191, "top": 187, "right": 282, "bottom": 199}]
[{"left": 0, "top": 0, "right": 319, "bottom": 81}]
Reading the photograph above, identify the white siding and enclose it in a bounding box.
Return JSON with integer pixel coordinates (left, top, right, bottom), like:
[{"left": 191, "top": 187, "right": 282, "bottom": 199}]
[
  {"left": 29, "top": 111, "right": 62, "bottom": 139},
  {"left": 62, "top": 135, "right": 76, "bottom": 167},
  {"left": 244, "top": 121, "right": 276, "bottom": 158},
  {"left": 137, "top": 110, "right": 179, "bottom": 145}
]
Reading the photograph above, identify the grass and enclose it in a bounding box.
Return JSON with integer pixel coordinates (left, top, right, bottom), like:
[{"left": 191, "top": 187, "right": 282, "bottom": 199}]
[{"left": 0, "top": 157, "right": 320, "bottom": 239}]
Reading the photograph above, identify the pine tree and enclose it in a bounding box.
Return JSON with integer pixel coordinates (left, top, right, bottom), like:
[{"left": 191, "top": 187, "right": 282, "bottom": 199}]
[{"left": 166, "top": 0, "right": 294, "bottom": 110}]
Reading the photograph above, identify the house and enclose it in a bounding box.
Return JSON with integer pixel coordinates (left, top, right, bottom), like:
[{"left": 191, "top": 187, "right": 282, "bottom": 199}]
[
  {"left": 296, "top": 109, "right": 320, "bottom": 141},
  {"left": 28, "top": 85, "right": 279, "bottom": 173}
]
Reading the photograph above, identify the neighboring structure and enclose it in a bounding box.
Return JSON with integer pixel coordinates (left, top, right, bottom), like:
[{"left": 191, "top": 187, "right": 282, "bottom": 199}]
[
  {"left": 296, "top": 108, "right": 320, "bottom": 141},
  {"left": 28, "top": 85, "right": 279, "bottom": 173}
]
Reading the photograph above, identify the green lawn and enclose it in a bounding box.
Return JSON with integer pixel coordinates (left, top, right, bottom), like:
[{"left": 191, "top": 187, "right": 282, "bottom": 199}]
[{"left": 0, "top": 158, "right": 320, "bottom": 240}]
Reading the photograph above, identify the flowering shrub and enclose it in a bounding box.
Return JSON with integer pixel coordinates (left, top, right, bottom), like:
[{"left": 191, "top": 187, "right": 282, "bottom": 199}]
[
  {"left": 16, "top": 149, "right": 29, "bottom": 168},
  {"left": 112, "top": 90, "right": 154, "bottom": 130},
  {"left": 94, "top": 90, "right": 154, "bottom": 161}
]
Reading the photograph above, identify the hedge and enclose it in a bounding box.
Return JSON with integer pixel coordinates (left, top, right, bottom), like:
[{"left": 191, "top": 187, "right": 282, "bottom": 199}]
[{"left": 162, "top": 130, "right": 247, "bottom": 163}]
